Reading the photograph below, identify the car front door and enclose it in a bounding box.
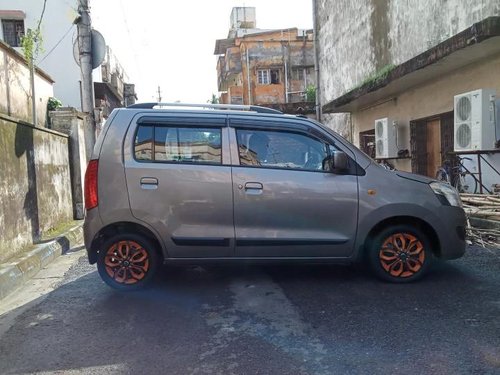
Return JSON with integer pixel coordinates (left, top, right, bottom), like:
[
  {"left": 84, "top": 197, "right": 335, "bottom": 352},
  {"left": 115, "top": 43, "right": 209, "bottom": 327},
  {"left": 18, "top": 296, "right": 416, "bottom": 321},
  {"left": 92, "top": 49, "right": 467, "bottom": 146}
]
[{"left": 230, "top": 119, "right": 359, "bottom": 258}]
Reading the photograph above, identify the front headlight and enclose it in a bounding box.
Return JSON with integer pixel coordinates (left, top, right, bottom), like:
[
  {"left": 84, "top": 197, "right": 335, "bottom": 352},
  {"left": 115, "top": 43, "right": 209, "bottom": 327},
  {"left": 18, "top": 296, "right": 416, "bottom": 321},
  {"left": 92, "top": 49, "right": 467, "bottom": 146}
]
[{"left": 429, "top": 182, "right": 462, "bottom": 207}]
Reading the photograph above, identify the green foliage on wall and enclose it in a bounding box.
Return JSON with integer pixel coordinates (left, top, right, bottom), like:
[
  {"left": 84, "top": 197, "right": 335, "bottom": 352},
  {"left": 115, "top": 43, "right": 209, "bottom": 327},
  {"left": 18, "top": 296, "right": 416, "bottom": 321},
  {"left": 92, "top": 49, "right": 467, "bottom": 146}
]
[
  {"left": 47, "top": 97, "right": 62, "bottom": 111},
  {"left": 306, "top": 85, "right": 316, "bottom": 102},
  {"left": 355, "top": 64, "right": 396, "bottom": 90},
  {"left": 208, "top": 94, "right": 220, "bottom": 104},
  {"left": 21, "top": 28, "right": 44, "bottom": 68}
]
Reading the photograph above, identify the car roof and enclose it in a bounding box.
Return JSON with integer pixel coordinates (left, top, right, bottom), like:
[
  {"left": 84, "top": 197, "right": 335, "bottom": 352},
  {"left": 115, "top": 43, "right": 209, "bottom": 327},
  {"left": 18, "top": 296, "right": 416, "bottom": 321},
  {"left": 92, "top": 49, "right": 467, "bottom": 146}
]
[{"left": 126, "top": 102, "right": 284, "bottom": 115}]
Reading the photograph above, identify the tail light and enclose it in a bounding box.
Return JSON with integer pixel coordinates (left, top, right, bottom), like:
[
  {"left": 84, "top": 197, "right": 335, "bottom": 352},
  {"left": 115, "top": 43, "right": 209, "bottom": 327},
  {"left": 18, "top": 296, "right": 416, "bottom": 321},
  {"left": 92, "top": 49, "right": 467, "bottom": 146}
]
[{"left": 84, "top": 160, "right": 99, "bottom": 210}]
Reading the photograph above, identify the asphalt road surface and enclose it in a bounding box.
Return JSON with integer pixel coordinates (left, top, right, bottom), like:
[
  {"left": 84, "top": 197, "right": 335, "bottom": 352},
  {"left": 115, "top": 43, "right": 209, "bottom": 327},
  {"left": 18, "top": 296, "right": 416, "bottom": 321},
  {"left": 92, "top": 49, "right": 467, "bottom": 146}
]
[{"left": 0, "top": 245, "right": 499, "bottom": 375}]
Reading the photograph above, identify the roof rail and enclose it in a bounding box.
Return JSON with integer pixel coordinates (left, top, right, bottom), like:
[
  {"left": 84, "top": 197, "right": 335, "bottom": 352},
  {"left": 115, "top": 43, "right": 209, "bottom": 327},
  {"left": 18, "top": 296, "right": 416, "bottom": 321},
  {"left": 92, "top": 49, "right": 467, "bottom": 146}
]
[{"left": 126, "top": 102, "right": 283, "bottom": 114}]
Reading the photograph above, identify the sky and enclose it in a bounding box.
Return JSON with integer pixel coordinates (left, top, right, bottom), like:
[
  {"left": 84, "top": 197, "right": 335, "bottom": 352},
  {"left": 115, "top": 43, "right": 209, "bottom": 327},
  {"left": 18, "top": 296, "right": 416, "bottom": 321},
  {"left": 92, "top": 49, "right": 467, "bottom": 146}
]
[{"left": 91, "top": 0, "right": 313, "bottom": 104}]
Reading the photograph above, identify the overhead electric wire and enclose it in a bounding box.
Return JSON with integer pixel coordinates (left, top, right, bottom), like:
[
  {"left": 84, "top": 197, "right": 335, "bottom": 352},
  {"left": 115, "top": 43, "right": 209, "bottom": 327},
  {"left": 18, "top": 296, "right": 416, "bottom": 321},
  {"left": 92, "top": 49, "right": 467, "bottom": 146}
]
[
  {"left": 36, "top": 0, "right": 48, "bottom": 32},
  {"left": 119, "top": 0, "right": 142, "bottom": 83},
  {"left": 38, "top": 24, "right": 75, "bottom": 63}
]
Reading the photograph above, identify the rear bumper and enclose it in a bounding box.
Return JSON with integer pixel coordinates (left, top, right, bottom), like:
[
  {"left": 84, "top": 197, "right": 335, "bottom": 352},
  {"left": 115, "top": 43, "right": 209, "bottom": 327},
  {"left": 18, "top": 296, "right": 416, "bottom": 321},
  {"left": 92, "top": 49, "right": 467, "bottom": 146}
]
[
  {"left": 432, "top": 206, "right": 467, "bottom": 260},
  {"left": 83, "top": 208, "right": 103, "bottom": 264}
]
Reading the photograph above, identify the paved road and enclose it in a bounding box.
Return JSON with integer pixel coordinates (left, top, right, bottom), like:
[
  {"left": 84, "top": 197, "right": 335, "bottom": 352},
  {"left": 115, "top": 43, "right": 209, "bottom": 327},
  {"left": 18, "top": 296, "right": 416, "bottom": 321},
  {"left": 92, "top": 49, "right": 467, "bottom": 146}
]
[{"left": 0, "top": 245, "right": 499, "bottom": 375}]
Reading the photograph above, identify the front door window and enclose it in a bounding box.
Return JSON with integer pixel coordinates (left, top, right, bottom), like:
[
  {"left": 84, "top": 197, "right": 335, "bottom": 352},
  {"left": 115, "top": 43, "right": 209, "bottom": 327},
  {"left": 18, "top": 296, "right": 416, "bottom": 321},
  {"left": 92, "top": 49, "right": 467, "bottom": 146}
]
[{"left": 236, "top": 129, "right": 330, "bottom": 172}]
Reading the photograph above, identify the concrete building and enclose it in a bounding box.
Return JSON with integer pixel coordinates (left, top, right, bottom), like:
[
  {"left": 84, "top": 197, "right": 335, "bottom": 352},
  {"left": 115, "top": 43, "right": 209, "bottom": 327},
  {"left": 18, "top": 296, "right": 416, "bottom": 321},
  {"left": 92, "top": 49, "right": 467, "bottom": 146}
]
[
  {"left": 0, "top": 40, "right": 53, "bottom": 124},
  {"left": 0, "top": 1, "right": 82, "bottom": 110},
  {"left": 94, "top": 46, "right": 137, "bottom": 123},
  {"left": 0, "top": 0, "right": 136, "bottom": 121},
  {"left": 215, "top": 7, "right": 316, "bottom": 115},
  {"left": 314, "top": 0, "right": 500, "bottom": 192}
]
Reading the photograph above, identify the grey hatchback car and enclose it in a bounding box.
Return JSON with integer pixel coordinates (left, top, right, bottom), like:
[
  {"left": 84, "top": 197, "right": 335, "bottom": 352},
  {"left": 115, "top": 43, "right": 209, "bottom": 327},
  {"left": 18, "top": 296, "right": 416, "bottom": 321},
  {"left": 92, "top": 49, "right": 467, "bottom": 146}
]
[{"left": 84, "top": 103, "right": 466, "bottom": 289}]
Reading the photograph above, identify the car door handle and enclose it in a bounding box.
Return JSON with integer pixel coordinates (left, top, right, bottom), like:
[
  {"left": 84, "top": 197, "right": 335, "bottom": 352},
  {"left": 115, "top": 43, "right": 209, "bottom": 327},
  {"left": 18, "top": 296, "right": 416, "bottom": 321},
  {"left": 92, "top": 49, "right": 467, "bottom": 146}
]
[
  {"left": 140, "top": 177, "right": 158, "bottom": 189},
  {"left": 245, "top": 182, "right": 263, "bottom": 190}
]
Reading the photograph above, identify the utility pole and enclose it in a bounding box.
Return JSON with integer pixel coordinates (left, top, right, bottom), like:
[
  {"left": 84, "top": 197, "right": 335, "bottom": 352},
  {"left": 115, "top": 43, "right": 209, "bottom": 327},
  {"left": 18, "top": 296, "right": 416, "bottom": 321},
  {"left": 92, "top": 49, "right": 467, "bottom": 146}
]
[
  {"left": 157, "top": 86, "right": 162, "bottom": 102},
  {"left": 312, "top": 0, "right": 322, "bottom": 122},
  {"left": 77, "top": 0, "right": 96, "bottom": 160},
  {"left": 245, "top": 48, "right": 252, "bottom": 105},
  {"left": 29, "top": 45, "right": 37, "bottom": 126},
  {"left": 26, "top": 1, "right": 46, "bottom": 127}
]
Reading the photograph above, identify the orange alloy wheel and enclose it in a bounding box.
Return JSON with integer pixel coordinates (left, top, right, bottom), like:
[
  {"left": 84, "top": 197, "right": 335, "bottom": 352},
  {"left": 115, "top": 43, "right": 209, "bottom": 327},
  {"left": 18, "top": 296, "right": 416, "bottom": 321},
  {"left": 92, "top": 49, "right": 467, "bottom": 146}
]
[
  {"left": 104, "top": 241, "right": 150, "bottom": 284},
  {"left": 379, "top": 233, "right": 425, "bottom": 278}
]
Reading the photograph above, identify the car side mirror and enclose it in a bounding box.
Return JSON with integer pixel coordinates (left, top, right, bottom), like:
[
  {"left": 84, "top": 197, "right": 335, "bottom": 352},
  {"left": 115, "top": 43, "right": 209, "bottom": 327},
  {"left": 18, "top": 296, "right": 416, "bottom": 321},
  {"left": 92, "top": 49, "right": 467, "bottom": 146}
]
[{"left": 323, "top": 151, "right": 349, "bottom": 173}]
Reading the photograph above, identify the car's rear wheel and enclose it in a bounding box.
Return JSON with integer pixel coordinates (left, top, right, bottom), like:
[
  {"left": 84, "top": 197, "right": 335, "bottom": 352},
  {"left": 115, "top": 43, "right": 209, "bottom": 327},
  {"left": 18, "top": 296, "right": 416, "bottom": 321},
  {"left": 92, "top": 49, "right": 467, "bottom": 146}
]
[
  {"left": 97, "top": 234, "right": 159, "bottom": 290},
  {"left": 368, "top": 225, "right": 433, "bottom": 283}
]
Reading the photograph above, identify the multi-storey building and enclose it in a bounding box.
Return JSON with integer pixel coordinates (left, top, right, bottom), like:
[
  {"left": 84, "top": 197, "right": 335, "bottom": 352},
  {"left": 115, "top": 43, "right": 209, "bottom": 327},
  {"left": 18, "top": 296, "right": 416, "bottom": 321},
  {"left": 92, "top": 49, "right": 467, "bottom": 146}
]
[{"left": 215, "top": 7, "right": 316, "bottom": 115}]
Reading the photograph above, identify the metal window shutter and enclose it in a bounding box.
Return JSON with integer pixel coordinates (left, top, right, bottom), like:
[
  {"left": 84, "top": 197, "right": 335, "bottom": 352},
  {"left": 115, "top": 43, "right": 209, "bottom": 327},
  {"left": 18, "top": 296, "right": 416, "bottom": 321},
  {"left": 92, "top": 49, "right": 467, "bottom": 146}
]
[{"left": 410, "top": 121, "right": 427, "bottom": 175}]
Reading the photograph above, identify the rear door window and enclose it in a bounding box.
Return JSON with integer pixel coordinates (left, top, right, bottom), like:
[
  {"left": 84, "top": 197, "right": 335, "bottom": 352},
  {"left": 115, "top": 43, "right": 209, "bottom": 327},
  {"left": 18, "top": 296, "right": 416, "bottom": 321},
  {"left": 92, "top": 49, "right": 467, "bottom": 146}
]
[{"left": 134, "top": 125, "right": 222, "bottom": 164}]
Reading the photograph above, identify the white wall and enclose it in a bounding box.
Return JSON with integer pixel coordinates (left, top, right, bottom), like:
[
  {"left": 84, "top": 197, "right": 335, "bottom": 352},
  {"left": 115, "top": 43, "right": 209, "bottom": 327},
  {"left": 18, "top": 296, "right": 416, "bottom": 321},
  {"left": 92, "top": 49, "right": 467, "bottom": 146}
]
[
  {"left": 0, "top": 0, "right": 82, "bottom": 109},
  {"left": 0, "top": 42, "right": 54, "bottom": 125}
]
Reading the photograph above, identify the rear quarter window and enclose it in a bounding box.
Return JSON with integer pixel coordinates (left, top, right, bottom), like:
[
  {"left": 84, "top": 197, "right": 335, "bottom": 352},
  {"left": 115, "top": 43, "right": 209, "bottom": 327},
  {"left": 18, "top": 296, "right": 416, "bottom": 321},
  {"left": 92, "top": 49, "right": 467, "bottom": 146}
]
[{"left": 135, "top": 125, "right": 153, "bottom": 161}]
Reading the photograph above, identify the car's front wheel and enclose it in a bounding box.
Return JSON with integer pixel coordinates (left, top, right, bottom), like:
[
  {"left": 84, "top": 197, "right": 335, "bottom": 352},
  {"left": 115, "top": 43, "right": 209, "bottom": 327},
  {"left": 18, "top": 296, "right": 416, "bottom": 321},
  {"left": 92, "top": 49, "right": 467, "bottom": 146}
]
[
  {"left": 97, "top": 234, "right": 160, "bottom": 290},
  {"left": 367, "top": 225, "right": 433, "bottom": 283}
]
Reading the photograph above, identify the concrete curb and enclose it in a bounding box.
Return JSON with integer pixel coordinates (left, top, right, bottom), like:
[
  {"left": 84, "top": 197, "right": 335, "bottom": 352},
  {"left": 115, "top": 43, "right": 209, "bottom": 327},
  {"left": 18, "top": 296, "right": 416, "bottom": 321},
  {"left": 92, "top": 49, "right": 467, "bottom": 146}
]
[{"left": 0, "top": 222, "right": 83, "bottom": 300}]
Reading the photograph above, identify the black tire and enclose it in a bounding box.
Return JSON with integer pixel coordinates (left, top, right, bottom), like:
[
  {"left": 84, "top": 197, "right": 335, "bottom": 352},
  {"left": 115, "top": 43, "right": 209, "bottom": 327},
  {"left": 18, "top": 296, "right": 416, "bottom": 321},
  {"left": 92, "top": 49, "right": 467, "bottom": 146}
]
[
  {"left": 97, "top": 233, "right": 160, "bottom": 290},
  {"left": 367, "top": 225, "right": 433, "bottom": 283}
]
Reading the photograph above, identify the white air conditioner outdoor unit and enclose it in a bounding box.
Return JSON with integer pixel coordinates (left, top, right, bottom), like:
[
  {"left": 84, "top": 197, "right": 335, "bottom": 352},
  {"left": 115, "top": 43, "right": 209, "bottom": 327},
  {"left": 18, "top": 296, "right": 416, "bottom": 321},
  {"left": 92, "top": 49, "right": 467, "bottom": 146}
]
[
  {"left": 374, "top": 118, "right": 398, "bottom": 158},
  {"left": 454, "top": 89, "right": 496, "bottom": 151}
]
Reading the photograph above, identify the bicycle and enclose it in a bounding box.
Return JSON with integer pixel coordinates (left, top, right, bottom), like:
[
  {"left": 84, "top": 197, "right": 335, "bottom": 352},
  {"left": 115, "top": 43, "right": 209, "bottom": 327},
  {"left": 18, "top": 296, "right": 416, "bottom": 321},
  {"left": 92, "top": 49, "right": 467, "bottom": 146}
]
[
  {"left": 453, "top": 157, "right": 478, "bottom": 193},
  {"left": 435, "top": 157, "right": 478, "bottom": 193}
]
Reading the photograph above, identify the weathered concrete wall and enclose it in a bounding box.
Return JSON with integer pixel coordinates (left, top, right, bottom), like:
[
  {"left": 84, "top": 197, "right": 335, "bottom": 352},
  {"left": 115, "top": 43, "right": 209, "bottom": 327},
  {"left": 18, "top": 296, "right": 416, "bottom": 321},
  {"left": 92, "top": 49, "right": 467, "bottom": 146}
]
[
  {"left": 0, "top": 114, "right": 72, "bottom": 263},
  {"left": 0, "top": 41, "right": 54, "bottom": 126},
  {"left": 323, "top": 113, "right": 351, "bottom": 139},
  {"left": 228, "top": 85, "right": 243, "bottom": 104},
  {"left": 50, "top": 109, "right": 88, "bottom": 219},
  {"left": 34, "top": 125, "right": 73, "bottom": 232},
  {"left": 315, "top": 0, "right": 500, "bottom": 132},
  {"left": 315, "top": 1, "right": 373, "bottom": 104},
  {"left": 226, "top": 47, "right": 242, "bottom": 75},
  {"left": 387, "top": 1, "right": 500, "bottom": 64}
]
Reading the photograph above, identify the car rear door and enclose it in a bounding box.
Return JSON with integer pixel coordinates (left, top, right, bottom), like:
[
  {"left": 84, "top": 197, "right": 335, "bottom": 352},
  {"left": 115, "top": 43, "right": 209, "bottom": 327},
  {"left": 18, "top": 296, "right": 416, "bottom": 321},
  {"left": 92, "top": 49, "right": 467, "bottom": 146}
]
[
  {"left": 124, "top": 113, "right": 234, "bottom": 258},
  {"left": 229, "top": 117, "right": 359, "bottom": 258}
]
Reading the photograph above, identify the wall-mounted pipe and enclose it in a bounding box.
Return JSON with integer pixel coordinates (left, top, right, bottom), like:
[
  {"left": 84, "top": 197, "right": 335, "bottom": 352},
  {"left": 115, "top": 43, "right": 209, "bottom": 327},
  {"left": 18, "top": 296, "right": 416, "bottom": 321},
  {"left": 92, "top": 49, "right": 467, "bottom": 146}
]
[
  {"left": 246, "top": 48, "right": 252, "bottom": 105},
  {"left": 312, "top": 0, "right": 321, "bottom": 122},
  {"left": 284, "top": 45, "right": 289, "bottom": 103}
]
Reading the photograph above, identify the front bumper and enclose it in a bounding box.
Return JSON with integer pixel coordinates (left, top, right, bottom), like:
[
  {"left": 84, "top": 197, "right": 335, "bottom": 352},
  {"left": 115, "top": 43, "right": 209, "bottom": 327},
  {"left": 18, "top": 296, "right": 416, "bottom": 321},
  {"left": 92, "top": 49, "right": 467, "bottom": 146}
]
[{"left": 431, "top": 205, "right": 467, "bottom": 260}]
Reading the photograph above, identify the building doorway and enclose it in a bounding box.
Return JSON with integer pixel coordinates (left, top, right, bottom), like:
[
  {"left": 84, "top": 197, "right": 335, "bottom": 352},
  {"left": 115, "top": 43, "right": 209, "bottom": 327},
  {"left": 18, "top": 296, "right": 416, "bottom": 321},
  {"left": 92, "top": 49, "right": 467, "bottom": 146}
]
[
  {"left": 410, "top": 112, "right": 454, "bottom": 177},
  {"left": 425, "top": 119, "right": 441, "bottom": 177}
]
